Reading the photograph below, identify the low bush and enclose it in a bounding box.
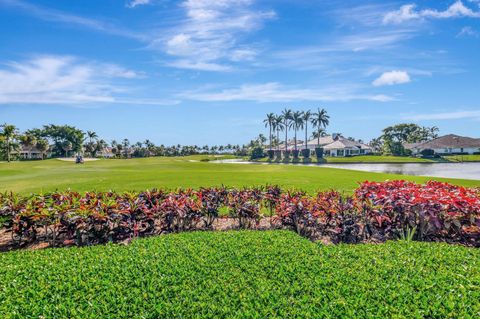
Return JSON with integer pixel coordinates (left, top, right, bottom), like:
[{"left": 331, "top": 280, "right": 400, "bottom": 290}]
[
  {"left": 0, "top": 231, "right": 479, "bottom": 318},
  {"left": 1, "top": 181, "right": 479, "bottom": 247}
]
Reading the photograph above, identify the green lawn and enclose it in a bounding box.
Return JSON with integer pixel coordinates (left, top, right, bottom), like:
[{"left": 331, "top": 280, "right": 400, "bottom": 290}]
[
  {"left": 0, "top": 231, "right": 478, "bottom": 318},
  {"left": 444, "top": 154, "right": 480, "bottom": 162},
  {"left": 0, "top": 156, "right": 479, "bottom": 194}
]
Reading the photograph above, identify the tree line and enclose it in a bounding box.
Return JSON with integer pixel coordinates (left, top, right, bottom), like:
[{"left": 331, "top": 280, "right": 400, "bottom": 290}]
[{"left": 0, "top": 123, "right": 256, "bottom": 161}]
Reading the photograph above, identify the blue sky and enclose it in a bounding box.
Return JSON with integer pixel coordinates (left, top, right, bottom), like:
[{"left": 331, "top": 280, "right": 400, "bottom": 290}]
[{"left": 0, "top": 0, "right": 479, "bottom": 145}]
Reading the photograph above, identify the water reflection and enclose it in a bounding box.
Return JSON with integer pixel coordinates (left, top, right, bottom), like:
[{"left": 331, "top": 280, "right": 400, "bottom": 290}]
[
  {"left": 323, "top": 163, "right": 480, "bottom": 180},
  {"left": 211, "top": 159, "right": 480, "bottom": 180}
]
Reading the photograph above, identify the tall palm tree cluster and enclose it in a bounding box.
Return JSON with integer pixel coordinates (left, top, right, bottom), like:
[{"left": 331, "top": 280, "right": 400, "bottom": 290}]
[{"left": 263, "top": 108, "right": 330, "bottom": 157}]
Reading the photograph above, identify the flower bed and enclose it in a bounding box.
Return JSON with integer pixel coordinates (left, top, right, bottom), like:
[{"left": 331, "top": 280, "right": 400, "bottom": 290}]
[{"left": 1, "top": 181, "right": 479, "bottom": 248}]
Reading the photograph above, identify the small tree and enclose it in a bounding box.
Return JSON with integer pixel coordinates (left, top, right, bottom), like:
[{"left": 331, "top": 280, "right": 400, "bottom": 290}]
[{"left": 1, "top": 123, "right": 19, "bottom": 162}]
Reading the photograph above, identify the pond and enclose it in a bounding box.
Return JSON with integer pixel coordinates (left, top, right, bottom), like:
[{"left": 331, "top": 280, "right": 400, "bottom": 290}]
[
  {"left": 322, "top": 163, "right": 480, "bottom": 180},
  {"left": 211, "top": 159, "right": 480, "bottom": 180}
]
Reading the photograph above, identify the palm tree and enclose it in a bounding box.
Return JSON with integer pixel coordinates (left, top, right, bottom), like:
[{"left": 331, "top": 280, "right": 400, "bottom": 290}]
[
  {"left": 291, "top": 111, "right": 304, "bottom": 153},
  {"left": 122, "top": 139, "right": 130, "bottom": 158},
  {"left": 263, "top": 113, "right": 276, "bottom": 151},
  {"left": 311, "top": 108, "right": 330, "bottom": 147},
  {"left": 36, "top": 139, "right": 49, "bottom": 159},
  {"left": 1, "top": 123, "right": 18, "bottom": 162},
  {"left": 281, "top": 108, "right": 293, "bottom": 152},
  {"left": 274, "top": 115, "right": 283, "bottom": 151},
  {"left": 302, "top": 110, "right": 312, "bottom": 150},
  {"left": 62, "top": 141, "right": 72, "bottom": 157},
  {"left": 86, "top": 131, "right": 98, "bottom": 144}
]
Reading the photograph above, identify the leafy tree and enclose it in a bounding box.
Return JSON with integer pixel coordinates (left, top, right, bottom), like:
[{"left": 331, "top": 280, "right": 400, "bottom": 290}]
[
  {"left": 36, "top": 139, "right": 49, "bottom": 159},
  {"left": 38, "top": 124, "right": 85, "bottom": 157},
  {"left": 311, "top": 108, "right": 330, "bottom": 147},
  {"left": 0, "top": 123, "right": 19, "bottom": 162},
  {"left": 380, "top": 123, "right": 439, "bottom": 156},
  {"left": 19, "top": 134, "right": 37, "bottom": 148},
  {"left": 61, "top": 141, "right": 73, "bottom": 157}
]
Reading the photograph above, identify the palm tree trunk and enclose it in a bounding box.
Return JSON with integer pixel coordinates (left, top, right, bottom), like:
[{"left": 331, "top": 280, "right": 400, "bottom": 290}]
[
  {"left": 294, "top": 129, "right": 297, "bottom": 151},
  {"left": 284, "top": 121, "right": 288, "bottom": 152},
  {"left": 277, "top": 129, "right": 280, "bottom": 151},
  {"left": 269, "top": 125, "right": 272, "bottom": 151},
  {"left": 305, "top": 124, "right": 308, "bottom": 150},
  {"left": 317, "top": 128, "right": 320, "bottom": 146},
  {"left": 6, "top": 138, "right": 10, "bottom": 162}
]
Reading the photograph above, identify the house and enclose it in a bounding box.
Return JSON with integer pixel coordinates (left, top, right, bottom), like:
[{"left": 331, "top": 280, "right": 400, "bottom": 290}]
[
  {"left": 281, "top": 134, "right": 372, "bottom": 157},
  {"left": 13, "top": 145, "right": 45, "bottom": 160},
  {"left": 96, "top": 147, "right": 116, "bottom": 158},
  {"left": 322, "top": 139, "right": 373, "bottom": 157},
  {"left": 406, "top": 134, "right": 480, "bottom": 155}
]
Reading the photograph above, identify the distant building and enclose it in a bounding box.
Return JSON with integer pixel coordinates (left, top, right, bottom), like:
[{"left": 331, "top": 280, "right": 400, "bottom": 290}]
[
  {"left": 276, "top": 134, "right": 372, "bottom": 157},
  {"left": 97, "top": 147, "right": 116, "bottom": 158},
  {"left": 406, "top": 134, "right": 480, "bottom": 155},
  {"left": 12, "top": 145, "right": 45, "bottom": 160}
]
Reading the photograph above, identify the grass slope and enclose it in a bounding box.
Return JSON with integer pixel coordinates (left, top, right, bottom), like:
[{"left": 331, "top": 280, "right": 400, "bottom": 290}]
[
  {"left": 444, "top": 155, "right": 480, "bottom": 162},
  {"left": 0, "top": 231, "right": 479, "bottom": 318},
  {"left": 0, "top": 156, "right": 479, "bottom": 194}
]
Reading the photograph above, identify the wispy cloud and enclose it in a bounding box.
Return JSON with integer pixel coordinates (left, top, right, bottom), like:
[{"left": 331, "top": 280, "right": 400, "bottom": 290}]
[
  {"left": 404, "top": 110, "right": 480, "bottom": 121},
  {"left": 0, "top": 55, "right": 175, "bottom": 105},
  {"left": 153, "top": 0, "right": 275, "bottom": 71},
  {"left": 0, "top": 0, "right": 146, "bottom": 41},
  {"left": 383, "top": 1, "right": 480, "bottom": 24},
  {"left": 179, "top": 82, "right": 393, "bottom": 103},
  {"left": 126, "top": 0, "right": 151, "bottom": 8},
  {"left": 372, "top": 70, "right": 411, "bottom": 86},
  {"left": 457, "top": 26, "right": 479, "bottom": 37}
]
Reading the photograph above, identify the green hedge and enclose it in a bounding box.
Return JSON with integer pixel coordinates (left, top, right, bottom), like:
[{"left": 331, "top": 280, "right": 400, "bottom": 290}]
[{"left": 0, "top": 230, "right": 479, "bottom": 318}]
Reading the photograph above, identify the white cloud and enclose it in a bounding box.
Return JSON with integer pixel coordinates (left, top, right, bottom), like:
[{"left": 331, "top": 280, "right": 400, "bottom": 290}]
[
  {"left": 0, "top": 55, "right": 174, "bottom": 105},
  {"left": 126, "top": 0, "right": 151, "bottom": 8},
  {"left": 457, "top": 26, "right": 479, "bottom": 37},
  {"left": 1, "top": 0, "right": 146, "bottom": 40},
  {"left": 404, "top": 110, "right": 480, "bottom": 121},
  {"left": 372, "top": 70, "right": 411, "bottom": 86},
  {"left": 157, "top": 0, "right": 275, "bottom": 71},
  {"left": 383, "top": 1, "right": 480, "bottom": 24},
  {"left": 179, "top": 82, "right": 393, "bottom": 103}
]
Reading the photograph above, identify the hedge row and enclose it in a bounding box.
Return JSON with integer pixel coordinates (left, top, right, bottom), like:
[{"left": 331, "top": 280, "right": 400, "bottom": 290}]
[{"left": 1, "top": 181, "right": 479, "bottom": 247}]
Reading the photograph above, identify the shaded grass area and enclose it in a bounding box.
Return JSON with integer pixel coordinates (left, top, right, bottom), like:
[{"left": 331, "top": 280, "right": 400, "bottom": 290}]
[
  {"left": 0, "top": 156, "right": 479, "bottom": 195},
  {"left": 0, "top": 230, "right": 479, "bottom": 318}
]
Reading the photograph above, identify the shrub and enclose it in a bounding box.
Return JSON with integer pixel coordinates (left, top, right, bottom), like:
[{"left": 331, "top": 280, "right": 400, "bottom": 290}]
[
  {"left": 267, "top": 149, "right": 275, "bottom": 160},
  {"left": 249, "top": 147, "right": 265, "bottom": 160},
  {"left": 1, "top": 181, "right": 478, "bottom": 248},
  {"left": 301, "top": 148, "right": 310, "bottom": 158},
  {"left": 226, "top": 189, "right": 261, "bottom": 229},
  {"left": 420, "top": 149, "right": 435, "bottom": 157},
  {"left": 315, "top": 147, "right": 323, "bottom": 158}
]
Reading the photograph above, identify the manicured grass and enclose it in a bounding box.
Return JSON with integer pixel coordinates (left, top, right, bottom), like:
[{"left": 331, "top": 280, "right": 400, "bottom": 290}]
[
  {"left": 0, "top": 230, "right": 478, "bottom": 318},
  {"left": 1, "top": 156, "right": 479, "bottom": 195},
  {"left": 444, "top": 154, "right": 480, "bottom": 162}
]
